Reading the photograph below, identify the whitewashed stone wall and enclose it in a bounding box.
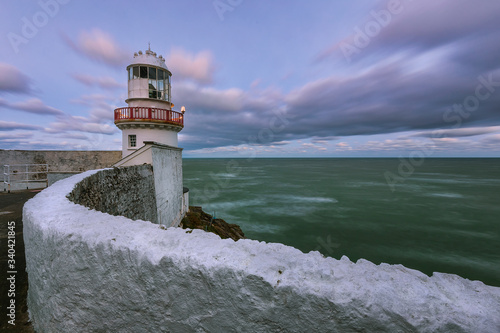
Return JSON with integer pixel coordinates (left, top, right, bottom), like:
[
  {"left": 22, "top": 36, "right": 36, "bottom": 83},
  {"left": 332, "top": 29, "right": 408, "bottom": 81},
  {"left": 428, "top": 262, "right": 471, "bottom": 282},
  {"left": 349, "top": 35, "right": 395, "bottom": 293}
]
[{"left": 23, "top": 170, "right": 500, "bottom": 333}]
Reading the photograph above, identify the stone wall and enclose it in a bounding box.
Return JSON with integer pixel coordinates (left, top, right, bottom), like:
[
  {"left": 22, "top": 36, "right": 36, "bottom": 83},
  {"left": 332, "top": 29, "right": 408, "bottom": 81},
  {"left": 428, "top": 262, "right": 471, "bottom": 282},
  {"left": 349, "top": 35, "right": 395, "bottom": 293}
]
[
  {"left": 47, "top": 172, "right": 81, "bottom": 186},
  {"left": 0, "top": 150, "right": 121, "bottom": 172},
  {"left": 23, "top": 170, "right": 500, "bottom": 333},
  {"left": 67, "top": 165, "right": 157, "bottom": 224},
  {"left": 1, "top": 149, "right": 121, "bottom": 191}
]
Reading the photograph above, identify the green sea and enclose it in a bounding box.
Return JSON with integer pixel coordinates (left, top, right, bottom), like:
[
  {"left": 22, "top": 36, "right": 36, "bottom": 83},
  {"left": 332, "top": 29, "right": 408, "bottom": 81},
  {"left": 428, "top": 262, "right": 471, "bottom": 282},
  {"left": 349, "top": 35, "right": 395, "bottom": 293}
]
[{"left": 183, "top": 158, "right": 500, "bottom": 287}]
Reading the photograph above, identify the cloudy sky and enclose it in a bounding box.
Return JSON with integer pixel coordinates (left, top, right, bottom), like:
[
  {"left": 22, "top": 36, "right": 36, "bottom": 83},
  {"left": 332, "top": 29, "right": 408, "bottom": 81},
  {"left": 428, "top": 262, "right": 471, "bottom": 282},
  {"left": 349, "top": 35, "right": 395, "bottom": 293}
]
[{"left": 1, "top": 0, "right": 500, "bottom": 157}]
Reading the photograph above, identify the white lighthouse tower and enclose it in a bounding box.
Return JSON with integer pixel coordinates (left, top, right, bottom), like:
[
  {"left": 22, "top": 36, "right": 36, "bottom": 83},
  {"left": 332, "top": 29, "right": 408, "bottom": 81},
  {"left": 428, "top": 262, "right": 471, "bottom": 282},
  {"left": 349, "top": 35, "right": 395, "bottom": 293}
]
[
  {"left": 114, "top": 46, "right": 184, "bottom": 158},
  {"left": 113, "top": 46, "right": 188, "bottom": 227}
]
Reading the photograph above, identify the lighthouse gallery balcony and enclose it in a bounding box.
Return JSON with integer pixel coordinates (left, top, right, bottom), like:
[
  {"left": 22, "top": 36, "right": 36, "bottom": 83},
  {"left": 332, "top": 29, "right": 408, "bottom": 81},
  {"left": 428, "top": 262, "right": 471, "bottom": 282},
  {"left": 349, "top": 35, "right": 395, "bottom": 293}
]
[{"left": 114, "top": 107, "right": 184, "bottom": 127}]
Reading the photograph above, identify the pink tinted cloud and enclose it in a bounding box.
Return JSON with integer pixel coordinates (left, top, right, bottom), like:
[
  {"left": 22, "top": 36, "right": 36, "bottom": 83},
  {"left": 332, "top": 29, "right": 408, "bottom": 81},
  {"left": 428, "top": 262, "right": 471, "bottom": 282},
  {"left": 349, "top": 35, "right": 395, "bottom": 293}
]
[
  {"left": 166, "top": 48, "right": 215, "bottom": 84},
  {"left": 174, "top": 82, "right": 244, "bottom": 112},
  {"left": 64, "top": 29, "right": 129, "bottom": 67}
]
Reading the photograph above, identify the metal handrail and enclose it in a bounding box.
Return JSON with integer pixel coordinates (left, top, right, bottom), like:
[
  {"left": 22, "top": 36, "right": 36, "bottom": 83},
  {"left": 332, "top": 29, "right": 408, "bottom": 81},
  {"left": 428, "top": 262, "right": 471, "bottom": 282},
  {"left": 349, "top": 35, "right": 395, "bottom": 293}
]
[{"left": 3, "top": 164, "right": 48, "bottom": 192}]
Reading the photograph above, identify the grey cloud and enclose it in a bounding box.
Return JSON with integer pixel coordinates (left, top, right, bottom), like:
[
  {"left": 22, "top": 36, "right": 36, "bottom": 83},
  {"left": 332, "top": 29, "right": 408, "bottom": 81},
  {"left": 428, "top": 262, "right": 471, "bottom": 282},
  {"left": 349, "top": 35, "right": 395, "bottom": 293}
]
[
  {"left": 0, "top": 121, "right": 43, "bottom": 131},
  {"left": 70, "top": 94, "right": 116, "bottom": 106},
  {"left": 43, "top": 94, "right": 117, "bottom": 136},
  {"left": 412, "top": 127, "right": 500, "bottom": 138},
  {"left": 282, "top": 62, "right": 500, "bottom": 138},
  {"left": 2, "top": 98, "right": 65, "bottom": 116},
  {"left": 372, "top": 0, "right": 500, "bottom": 51},
  {"left": 0, "top": 132, "right": 33, "bottom": 140},
  {"left": 72, "top": 73, "right": 124, "bottom": 90},
  {"left": 182, "top": 60, "right": 500, "bottom": 151},
  {"left": 179, "top": 1, "right": 500, "bottom": 151},
  {"left": 481, "top": 134, "right": 500, "bottom": 144},
  {"left": 0, "top": 63, "right": 32, "bottom": 94},
  {"left": 317, "top": 0, "right": 500, "bottom": 76},
  {"left": 55, "top": 132, "right": 90, "bottom": 140},
  {"left": 312, "top": 137, "right": 339, "bottom": 144},
  {"left": 0, "top": 132, "right": 35, "bottom": 149},
  {"left": 46, "top": 118, "right": 118, "bottom": 135}
]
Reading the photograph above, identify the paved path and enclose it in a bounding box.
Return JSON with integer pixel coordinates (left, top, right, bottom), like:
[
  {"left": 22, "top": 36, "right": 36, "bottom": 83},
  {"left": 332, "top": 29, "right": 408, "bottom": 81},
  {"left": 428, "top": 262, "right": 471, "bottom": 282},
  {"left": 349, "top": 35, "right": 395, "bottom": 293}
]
[{"left": 1, "top": 190, "right": 38, "bottom": 332}]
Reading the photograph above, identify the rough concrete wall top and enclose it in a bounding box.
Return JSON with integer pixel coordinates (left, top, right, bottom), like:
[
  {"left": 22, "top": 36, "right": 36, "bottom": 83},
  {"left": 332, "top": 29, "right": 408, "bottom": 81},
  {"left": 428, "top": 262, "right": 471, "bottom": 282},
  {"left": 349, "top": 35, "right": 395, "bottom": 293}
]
[
  {"left": 23, "top": 170, "right": 500, "bottom": 333},
  {"left": 0, "top": 150, "right": 121, "bottom": 172},
  {"left": 67, "top": 165, "right": 157, "bottom": 223}
]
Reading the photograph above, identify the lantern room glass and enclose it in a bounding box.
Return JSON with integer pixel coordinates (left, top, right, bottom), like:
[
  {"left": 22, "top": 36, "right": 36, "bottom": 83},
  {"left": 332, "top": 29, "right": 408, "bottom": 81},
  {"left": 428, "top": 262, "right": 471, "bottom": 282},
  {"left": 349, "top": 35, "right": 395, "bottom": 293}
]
[{"left": 128, "top": 65, "right": 170, "bottom": 101}]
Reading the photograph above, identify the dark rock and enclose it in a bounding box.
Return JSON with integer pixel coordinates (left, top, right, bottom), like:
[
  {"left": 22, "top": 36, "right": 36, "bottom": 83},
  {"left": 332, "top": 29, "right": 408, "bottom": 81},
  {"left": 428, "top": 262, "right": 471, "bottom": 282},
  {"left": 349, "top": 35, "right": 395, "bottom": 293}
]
[{"left": 180, "top": 206, "right": 246, "bottom": 241}]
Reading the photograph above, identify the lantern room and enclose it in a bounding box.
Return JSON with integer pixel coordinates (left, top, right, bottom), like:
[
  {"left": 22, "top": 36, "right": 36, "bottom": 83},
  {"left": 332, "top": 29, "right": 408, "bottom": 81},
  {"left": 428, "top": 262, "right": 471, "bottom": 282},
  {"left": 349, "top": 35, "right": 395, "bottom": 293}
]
[{"left": 126, "top": 48, "right": 172, "bottom": 109}]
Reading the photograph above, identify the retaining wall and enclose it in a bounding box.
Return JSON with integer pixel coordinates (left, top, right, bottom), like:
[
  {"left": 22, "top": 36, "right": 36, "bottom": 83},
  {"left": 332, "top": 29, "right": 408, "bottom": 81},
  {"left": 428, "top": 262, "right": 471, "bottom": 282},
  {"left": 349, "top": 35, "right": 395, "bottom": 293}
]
[
  {"left": 23, "top": 170, "right": 500, "bottom": 332},
  {"left": 47, "top": 172, "right": 81, "bottom": 186},
  {"left": 67, "top": 165, "right": 157, "bottom": 223},
  {"left": 0, "top": 150, "right": 121, "bottom": 171},
  {"left": 1, "top": 149, "right": 121, "bottom": 191}
]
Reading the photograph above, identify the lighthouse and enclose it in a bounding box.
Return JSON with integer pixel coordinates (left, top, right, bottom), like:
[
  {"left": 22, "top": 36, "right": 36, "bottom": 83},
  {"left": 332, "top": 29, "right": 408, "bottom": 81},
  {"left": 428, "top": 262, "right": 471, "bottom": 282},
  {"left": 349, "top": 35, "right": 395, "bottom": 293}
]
[
  {"left": 114, "top": 46, "right": 184, "bottom": 158},
  {"left": 113, "top": 46, "right": 188, "bottom": 227}
]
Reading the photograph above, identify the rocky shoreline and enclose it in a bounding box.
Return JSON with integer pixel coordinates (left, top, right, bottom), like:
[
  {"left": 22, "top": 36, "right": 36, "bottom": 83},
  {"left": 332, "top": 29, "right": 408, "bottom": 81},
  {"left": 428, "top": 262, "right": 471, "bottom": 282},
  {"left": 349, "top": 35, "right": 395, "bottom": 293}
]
[{"left": 180, "top": 206, "right": 245, "bottom": 241}]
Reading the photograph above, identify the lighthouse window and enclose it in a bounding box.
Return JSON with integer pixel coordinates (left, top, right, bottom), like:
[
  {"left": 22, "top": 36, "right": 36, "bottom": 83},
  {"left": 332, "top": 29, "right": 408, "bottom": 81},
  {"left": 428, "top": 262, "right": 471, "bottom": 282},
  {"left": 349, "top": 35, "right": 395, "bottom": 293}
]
[
  {"left": 132, "top": 66, "right": 139, "bottom": 79},
  {"left": 149, "top": 84, "right": 157, "bottom": 98},
  {"left": 140, "top": 66, "right": 148, "bottom": 79},
  {"left": 129, "top": 135, "right": 137, "bottom": 148},
  {"left": 149, "top": 67, "right": 157, "bottom": 80},
  {"left": 126, "top": 66, "right": 170, "bottom": 100},
  {"left": 149, "top": 80, "right": 157, "bottom": 89}
]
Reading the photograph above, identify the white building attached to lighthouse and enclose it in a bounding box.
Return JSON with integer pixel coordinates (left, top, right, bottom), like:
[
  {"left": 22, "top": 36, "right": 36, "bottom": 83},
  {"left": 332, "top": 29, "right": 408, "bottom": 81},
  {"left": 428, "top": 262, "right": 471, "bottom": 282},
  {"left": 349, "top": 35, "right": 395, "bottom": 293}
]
[{"left": 113, "top": 47, "right": 188, "bottom": 227}]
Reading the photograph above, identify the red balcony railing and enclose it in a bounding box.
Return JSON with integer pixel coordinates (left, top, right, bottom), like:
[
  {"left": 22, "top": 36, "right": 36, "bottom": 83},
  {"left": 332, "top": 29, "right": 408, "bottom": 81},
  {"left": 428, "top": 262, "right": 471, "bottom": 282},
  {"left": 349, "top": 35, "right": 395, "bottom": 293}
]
[{"left": 114, "top": 107, "right": 184, "bottom": 127}]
